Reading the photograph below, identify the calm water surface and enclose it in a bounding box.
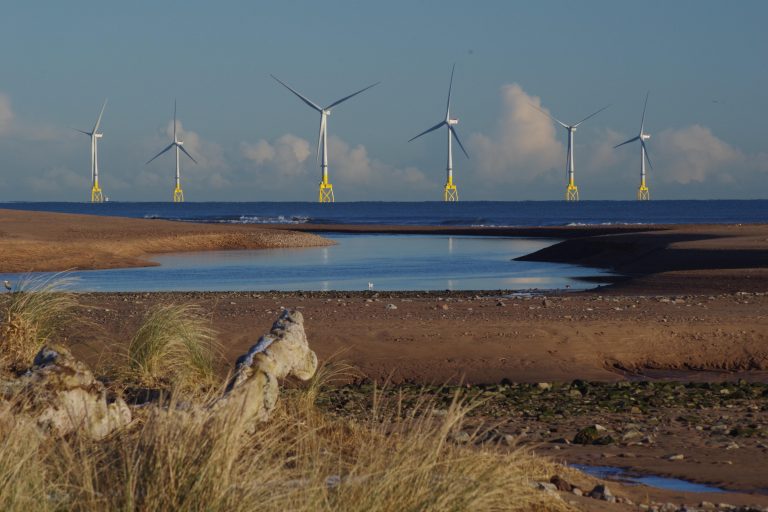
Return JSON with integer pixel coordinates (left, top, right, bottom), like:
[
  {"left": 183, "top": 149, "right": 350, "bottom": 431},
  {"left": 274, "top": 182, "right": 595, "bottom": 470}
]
[{"left": 0, "top": 234, "right": 613, "bottom": 292}]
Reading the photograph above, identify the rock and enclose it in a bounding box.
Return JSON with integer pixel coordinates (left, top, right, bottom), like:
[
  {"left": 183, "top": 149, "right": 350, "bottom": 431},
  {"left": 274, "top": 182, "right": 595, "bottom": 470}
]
[
  {"left": 217, "top": 309, "right": 317, "bottom": 430},
  {"left": 666, "top": 453, "right": 685, "bottom": 461},
  {"left": 588, "top": 484, "right": 615, "bottom": 503},
  {"left": 622, "top": 429, "right": 644, "bottom": 442},
  {"left": 535, "top": 482, "right": 557, "bottom": 493},
  {"left": 571, "top": 487, "right": 583, "bottom": 496},
  {"left": 440, "top": 304, "right": 449, "bottom": 310},
  {"left": 724, "top": 441, "right": 740, "bottom": 450},
  {"left": 573, "top": 424, "right": 613, "bottom": 445},
  {"left": 699, "top": 502, "right": 716, "bottom": 510},
  {"left": 386, "top": 304, "right": 398, "bottom": 310},
  {"left": 2, "top": 344, "right": 131, "bottom": 439},
  {"left": 542, "top": 298, "right": 552, "bottom": 308},
  {"left": 536, "top": 382, "right": 552, "bottom": 391},
  {"left": 549, "top": 475, "right": 573, "bottom": 492}
]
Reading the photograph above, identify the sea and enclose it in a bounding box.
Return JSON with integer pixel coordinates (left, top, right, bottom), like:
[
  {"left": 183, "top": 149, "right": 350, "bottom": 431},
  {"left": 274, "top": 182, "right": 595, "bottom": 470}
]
[
  {"left": 1, "top": 200, "right": 764, "bottom": 292},
  {"left": 2, "top": 200, "right": 767, "bottom": 226}
]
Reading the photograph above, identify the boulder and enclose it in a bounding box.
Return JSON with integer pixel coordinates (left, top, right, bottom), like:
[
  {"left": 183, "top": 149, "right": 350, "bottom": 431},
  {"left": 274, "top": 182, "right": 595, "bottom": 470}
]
[
  {"left": 216, "top": 309, "right": 317, "bottom": 429},
  {"left": 3, "top": 344, "right": 131, "bottom": 439}
]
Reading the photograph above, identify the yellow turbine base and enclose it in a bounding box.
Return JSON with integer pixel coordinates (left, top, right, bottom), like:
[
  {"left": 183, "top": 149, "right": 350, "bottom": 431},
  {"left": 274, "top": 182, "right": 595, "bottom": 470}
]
[
  {"left": 173, "top": 187, "right": 184, "bottom": 203},
  {"left": 566, "top": 184, "right": 579, "bottom": 201},
  {"left": 319, "top": 181, "right": 334, "bottom": 203},
  {"left": 638, "top": 185, "right": 650, "bottom": 201},
  {"left": 443, "top": 182, "right": 458, "bottom": 202},
  {"left": 91, "top": 185, "right": 104, "bottom": 203}
]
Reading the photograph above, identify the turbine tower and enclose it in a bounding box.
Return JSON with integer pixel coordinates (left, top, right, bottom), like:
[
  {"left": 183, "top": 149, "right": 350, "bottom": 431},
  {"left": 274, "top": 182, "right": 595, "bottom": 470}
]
[
  {"left": 614, "top": 92, "right": 652, "bottom": 200},
  {"left": 529, "top": 102, "right": 609, "bottom": 201},
  {"left": 76, "top": 99, "right": 107, "bottom": 203},
  {"left": 409, "top": 64, "right": 469, "bottom": 202},
  {"left": 271, "top": 75, "right": 379, "bottom": 203},
  {"left": 146, "top": 101, "right": 197, "bottom": 202}
]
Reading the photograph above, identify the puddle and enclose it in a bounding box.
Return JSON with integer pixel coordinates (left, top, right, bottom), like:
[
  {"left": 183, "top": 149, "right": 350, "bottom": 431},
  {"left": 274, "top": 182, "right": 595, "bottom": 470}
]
[{"left": 573, "top": 465, "right": 727, "bottom": 493}]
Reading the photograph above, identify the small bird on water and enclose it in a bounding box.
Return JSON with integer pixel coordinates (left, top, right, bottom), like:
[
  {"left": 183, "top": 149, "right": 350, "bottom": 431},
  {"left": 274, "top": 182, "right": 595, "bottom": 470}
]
[{"left": 3, "top": 280, "right": 12, "bottom": 292}]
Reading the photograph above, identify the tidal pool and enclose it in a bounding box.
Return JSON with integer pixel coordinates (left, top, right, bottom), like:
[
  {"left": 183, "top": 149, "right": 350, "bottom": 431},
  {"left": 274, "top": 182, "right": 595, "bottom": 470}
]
[{"left": 0, "top": 234, "right": 614, "bottom": 292}]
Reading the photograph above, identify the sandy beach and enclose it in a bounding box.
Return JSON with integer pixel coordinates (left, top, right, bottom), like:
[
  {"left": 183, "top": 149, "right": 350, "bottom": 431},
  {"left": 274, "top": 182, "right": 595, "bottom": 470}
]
[
  {"left": 0, "top": 208, "right": 332, "bottom": 272},
  {"left": 3, "top": 209, "right": 768, "bottom": 509}
]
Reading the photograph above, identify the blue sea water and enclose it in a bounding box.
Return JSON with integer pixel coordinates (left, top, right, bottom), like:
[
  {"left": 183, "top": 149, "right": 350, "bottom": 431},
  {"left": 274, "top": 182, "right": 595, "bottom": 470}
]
[{"left": 2, "top": 200, "right": 767, "bottom": 226}]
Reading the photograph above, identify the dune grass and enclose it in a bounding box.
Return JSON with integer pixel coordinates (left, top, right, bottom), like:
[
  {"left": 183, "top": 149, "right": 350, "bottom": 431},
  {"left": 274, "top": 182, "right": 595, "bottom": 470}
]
[
  {"left": 0, "top": 274, "right": 78, "bottom": 371},
  {"left": 126, "top": 303, "right": 220, "bottom": 391},
  {"left": 0, "top": 374, "right": 567, "bottom": 512}
]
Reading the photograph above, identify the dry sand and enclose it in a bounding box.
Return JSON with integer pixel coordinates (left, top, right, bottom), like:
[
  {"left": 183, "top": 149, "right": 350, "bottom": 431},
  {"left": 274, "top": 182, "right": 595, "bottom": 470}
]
[{"left": 0, "top": 208, "right": 332, "bottom": 272}]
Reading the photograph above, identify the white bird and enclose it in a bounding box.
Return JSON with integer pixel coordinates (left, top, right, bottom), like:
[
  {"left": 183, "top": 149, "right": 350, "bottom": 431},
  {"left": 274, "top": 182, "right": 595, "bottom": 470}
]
[
  {"left": 3, "top": 280, "right": 12, "bottom": 292},
  {"left": 368, "top": 282, "right": 374, "bottom": 290}
]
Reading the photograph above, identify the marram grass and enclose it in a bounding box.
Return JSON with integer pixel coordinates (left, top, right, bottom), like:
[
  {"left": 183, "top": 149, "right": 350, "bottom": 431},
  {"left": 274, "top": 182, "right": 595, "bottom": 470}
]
[
  {"left": 126, "top": 303, "right": 220, "bottom": 391},
  {"left": 0, "top": 377, "right": 568, "bottom": 512},
  {"left": 0, "top": 274, "right": 78, "bottom": 370}
]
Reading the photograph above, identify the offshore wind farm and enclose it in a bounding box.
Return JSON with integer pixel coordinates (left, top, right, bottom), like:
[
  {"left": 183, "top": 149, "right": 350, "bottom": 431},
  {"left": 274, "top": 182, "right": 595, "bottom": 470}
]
[{"left": 1, "top": 4, "right": 768, "bottom": 512}]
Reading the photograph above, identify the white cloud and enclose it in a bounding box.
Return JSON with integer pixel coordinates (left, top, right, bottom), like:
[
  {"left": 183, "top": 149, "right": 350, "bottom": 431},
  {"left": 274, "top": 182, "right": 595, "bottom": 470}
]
[
  {"left": 468, "top": 83, "right": 564, "bottom": 183},
  {"left": 241, "top": 133, "right": 431, "bottom": 199},
  {"left": 655, "top": 124, "right": 744, "bottom": 184},
  {"left": 26, "top": 166, "right": 85, "bottom": 194}
]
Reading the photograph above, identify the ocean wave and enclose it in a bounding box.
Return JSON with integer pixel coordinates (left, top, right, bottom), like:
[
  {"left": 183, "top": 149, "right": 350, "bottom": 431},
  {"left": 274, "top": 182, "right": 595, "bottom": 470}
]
[
  {"left": 565, "top": 221, "right": 649, "bottom": 226},
  {"left": 212, "top": 215, "right": 311, "bottom": 224}
]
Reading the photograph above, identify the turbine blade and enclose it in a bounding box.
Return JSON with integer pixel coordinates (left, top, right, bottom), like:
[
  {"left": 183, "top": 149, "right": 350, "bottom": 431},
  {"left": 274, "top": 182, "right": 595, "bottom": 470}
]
[
  {"left": 445, "top": 63, "right": 455, "bottom": 118},
  {"left": 92, "top": 99, "right": 107, "bottom": 133},
  {"left": 613, "top": 135, "right": 640, "bottom": 149},
  {"left": 74, "top": 128, "right": 91, "bottom": 136},
  {"left": 526, "top": 102, "right": 568, "bottom": 128},
  {"left": 173, "top": 99, "right": 177, "bottom": 141},
  {"left": 178, "top": 144, "right": 198, "bottom": 164},
  {"left": 270, "top": 75, "right": 323, "bottom": 112},
  {"left": 316, "top": 114, "right": 326, "bottom": 163},
  {"left": 450, "top": 126, "right": 469, "bottom": 159},
  {"left": 408, "top": 121, "right": 446, "bottom": 142},
  {"left": 573, "top": 104, "right": 611, "bottom": 127},
  {"left": 640, "top": 91, "right": 649, "bottom": 133},
  {"left": 641, "top": 140, "right": 653, "bottom": 170},
  {"left": 146, "top": 143, "right": 175, "bottom": 165},
  {"left": 325, "top": 81, "right": 380, "bottom": 110}
]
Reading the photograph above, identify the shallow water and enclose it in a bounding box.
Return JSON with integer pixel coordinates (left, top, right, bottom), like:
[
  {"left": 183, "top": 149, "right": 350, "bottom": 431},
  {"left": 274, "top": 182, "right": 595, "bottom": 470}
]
[
  {"left": 0, "top": 234, "right": 613, "bottom": 292},
  {"left": 573, "top": 464, "right": 726, "bottom": 493}
]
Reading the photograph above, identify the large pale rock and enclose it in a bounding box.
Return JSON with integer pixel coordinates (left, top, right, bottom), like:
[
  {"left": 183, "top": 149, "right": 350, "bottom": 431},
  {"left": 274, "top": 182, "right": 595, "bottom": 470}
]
[
  {"left": 217, "top": 309, "right": 317, "bottom": 427},
  {"left": 4, "top": 344, "right": 131, "bottom": 439}
]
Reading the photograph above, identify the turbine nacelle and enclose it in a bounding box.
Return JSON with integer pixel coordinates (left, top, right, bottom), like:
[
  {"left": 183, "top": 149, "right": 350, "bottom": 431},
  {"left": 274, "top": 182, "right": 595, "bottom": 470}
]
[
  {"left": 642, "top": 133, "right": 651, "bottom": 141},
  {"left": 447, "top": 118, "right": 458, "bottom": 126},
  {"left": 94, "top": 133, "right": 103, "bottom": 139}
]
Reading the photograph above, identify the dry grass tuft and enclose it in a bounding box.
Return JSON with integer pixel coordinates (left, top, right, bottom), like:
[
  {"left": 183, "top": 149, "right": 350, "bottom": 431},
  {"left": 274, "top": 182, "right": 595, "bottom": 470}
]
[
  {"left": 0, "top": 274, "right": 78, "bottom": 371},
  {"left": 0, "top": 363, "right": 568, "bottom": 511},
  {"left": 126, "top": 303, "right": 220, "bottom": 391}
]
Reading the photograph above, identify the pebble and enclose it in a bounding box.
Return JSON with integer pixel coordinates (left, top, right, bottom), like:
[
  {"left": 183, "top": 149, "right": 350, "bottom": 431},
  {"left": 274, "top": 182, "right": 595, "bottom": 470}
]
[
  {"left": 666, "top": 453, "right": 685, "bottom": 461},
  {"left": 386, "top": 304, "right": 398, "bottom": 310}
]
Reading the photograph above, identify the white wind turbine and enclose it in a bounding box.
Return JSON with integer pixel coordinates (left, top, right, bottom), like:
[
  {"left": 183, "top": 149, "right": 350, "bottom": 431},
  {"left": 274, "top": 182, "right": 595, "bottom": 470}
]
[
  {"left": 271, "top": 75, "right": 379, "bottom": 203},
  {"left": 614, "top": 92, "right": 652, "bottom": 200},
  {"left": 76, "top": 99, "right": 107, "bottom": 203},
  {"left": 146, "top": 101, "right": 197, "bottom": 203},
  {"left": 528, "top": 102, "right": 609, "bottom": 201},
  {"left": 408, "top": 64, "right": 469, "bottom": 202}
]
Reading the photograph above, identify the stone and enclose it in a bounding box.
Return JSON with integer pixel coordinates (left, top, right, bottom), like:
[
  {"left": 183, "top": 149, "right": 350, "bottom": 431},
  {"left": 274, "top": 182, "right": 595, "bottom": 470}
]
[
  {"left": 2, "top": 344, "right": 131, "bottom": 439},
  {"left": 535, "top": 482, "right": 557, "bottom": 493},
  {"left": 666, "top": 453, "right": 685, "bottom": 461},
  {"left": 622, "top": 429, "right": 644, "bottom": 442},
  {"left": 386, "top": 304, "right": 398, "bottom": 310},
  {"left": 537, "top": 382, "right": 552, "bottom": 391},
  {"left": 549, "top": 475, "right": 573, "bottom": 492},
  {"left": 588, "top": 484, "right": 615, "bottom": 502},
  {"left": 573, "top": 424, "right": 613, "bottom": 445},
  {"left": 216, "top": 309, "right": 317, "bottom": 430}
]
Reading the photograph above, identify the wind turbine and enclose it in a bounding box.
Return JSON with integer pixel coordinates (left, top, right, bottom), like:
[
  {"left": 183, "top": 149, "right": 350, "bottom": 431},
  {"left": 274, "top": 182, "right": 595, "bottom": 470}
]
[
  {"left": 271, "top": 75, "right": 379, "bottom": 202},
  {"left": 408, "top": 64, "right": 469, "bottom": 202},
  {"left": 76, "top": 99, "right": 107, "bottom": 203},
  {"left": 528, "top": 102, "right": 609, "bottom": 201},
  {"left": 614, "top": 92, "right": 652, "bottom": 200},
  {"left": 146, "top": 101, "right": 197, "bottom": 202}
]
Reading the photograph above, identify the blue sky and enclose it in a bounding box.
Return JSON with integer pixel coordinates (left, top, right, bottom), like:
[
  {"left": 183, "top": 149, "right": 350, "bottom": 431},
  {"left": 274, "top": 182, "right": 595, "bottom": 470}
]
[{"left": 0, "top": 1, "right": 766, "bottom": 201}]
